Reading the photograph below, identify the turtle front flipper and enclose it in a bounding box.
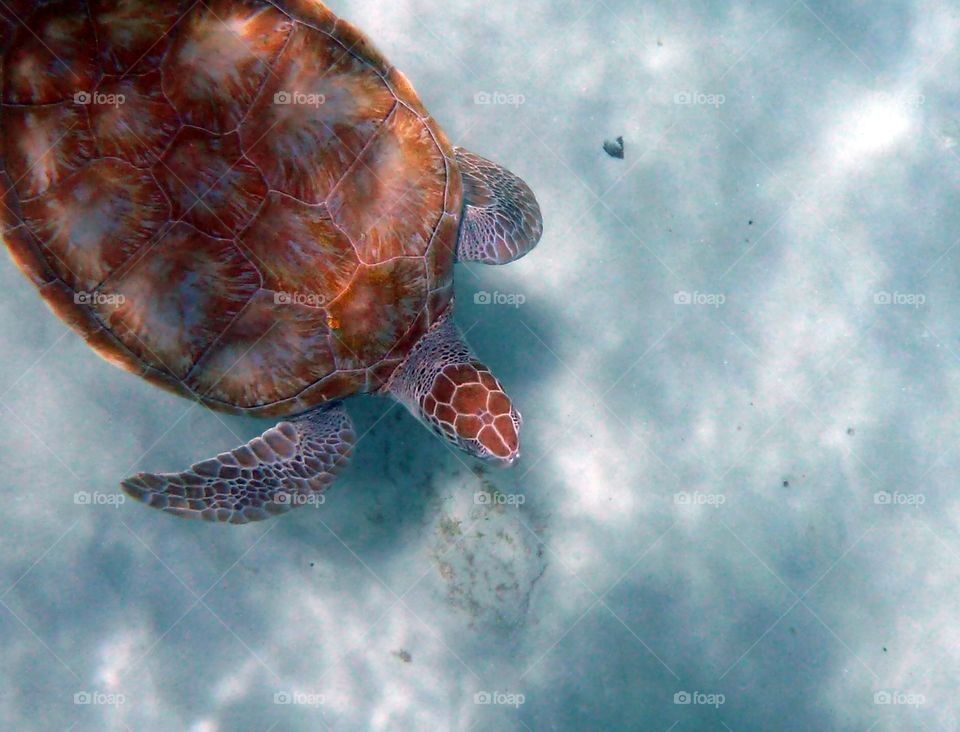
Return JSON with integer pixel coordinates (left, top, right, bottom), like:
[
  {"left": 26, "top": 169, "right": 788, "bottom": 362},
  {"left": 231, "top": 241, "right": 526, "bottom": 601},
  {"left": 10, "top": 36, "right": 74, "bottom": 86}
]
[
  {"left": 121, "top": 403, "right": 355, "bottom": 524},
  {"left": 388, "top": 310, "right": 522, "bottom": 465},
  {"left": 454, "top": 147, "right": 543, "bottom": 264}
]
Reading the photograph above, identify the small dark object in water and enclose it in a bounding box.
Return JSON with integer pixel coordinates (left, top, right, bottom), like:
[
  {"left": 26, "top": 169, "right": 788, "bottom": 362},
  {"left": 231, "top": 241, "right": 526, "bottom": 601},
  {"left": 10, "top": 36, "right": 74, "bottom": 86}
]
[
  {"left": 782, "top": 480, "right": 789, "bottom": 488},
  {"left": 847, "top": 427, "right": 855, "bottom": 436},
  {"left": 393, "top": 649, "right": 412, "bottom": 663},
  {"left": 604, "top": 136, "right": 625, "bottom": 159}
]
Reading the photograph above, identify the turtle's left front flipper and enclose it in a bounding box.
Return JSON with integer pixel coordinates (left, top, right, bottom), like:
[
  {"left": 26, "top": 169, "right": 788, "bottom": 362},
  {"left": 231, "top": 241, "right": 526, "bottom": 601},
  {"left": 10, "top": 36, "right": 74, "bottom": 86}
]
[
  {"left": 121, "top": 403, "right": 355, "bottom": 524},
  {"left": 455, "top": 147, "right": 543, "bottom": 265}
]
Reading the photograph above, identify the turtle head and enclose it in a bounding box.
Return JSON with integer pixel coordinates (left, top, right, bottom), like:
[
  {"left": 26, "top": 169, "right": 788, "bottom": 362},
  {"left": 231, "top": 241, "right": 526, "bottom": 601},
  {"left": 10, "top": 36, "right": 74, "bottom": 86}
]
[
  {"left": 422, "top": 362, "right": 522, "bottom": 466},
  {"left": 389, "top": 313, "right": 523, "bottom": 466}
]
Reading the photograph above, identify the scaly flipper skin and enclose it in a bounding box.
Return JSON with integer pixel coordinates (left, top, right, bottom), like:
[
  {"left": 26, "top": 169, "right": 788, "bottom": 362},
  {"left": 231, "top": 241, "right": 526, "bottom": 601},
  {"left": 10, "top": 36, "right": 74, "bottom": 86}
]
[
  {"left": 121, "top": 403, "right": 355, "bottom": 524},
  {"left": 389, "top": 310, "right": 522, "bottom": 464},
  {"left": 454, "top": 147, "right": 543, "bottom": 265}
]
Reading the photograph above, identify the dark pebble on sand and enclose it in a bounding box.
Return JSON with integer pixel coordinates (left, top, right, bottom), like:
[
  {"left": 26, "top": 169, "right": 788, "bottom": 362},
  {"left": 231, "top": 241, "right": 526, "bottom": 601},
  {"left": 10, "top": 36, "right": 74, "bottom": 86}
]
[{"left": 604, "top": 136, "right": 625, "bottom": 159}]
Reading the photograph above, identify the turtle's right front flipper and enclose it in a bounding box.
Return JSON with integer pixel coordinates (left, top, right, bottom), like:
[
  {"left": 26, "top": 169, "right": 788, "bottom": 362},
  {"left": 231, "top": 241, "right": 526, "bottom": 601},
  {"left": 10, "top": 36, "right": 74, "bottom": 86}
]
[{"left": 121, "top": 403, "right": 355, "bottom": 524}]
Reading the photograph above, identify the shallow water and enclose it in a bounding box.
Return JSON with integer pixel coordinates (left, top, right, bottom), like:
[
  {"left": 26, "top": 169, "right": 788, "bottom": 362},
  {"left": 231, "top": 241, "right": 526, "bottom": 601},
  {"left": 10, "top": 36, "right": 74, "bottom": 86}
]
[{"left": 2, "top": 0, "right": 958, "bottom": 730}]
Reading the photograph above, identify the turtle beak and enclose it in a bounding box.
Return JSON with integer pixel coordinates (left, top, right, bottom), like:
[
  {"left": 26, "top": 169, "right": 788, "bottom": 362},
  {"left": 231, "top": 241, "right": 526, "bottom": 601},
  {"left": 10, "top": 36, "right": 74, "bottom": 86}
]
[
  {"left": 485, "top": 406, "right": 522, "bottom": 467},
  {"left": 482, "top": 449, "right": 519, "bottom": 468},
  {"left": 497, "top": 449, "right": 520, "bottom": 467}
]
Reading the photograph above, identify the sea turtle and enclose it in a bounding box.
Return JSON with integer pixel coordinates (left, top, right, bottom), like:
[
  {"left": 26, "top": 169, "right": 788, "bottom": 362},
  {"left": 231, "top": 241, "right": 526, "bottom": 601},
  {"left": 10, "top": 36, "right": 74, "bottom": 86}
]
[{"left": 0, "top": 0, "right": 542, "bottom": 523}]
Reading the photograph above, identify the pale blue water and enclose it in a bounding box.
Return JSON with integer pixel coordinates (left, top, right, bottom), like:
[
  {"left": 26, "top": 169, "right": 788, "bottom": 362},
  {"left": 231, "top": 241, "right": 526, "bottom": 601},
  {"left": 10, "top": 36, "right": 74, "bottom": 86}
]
[{"left": 2, "top": 1, "right": 958, "bottom": 730}]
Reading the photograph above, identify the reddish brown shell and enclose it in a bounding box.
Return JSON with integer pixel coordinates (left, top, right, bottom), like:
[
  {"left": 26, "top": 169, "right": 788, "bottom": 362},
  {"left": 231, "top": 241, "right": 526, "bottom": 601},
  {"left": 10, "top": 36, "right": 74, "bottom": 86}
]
[{"left": 0, "top": 0, "right": 461, "bottom": 417}]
